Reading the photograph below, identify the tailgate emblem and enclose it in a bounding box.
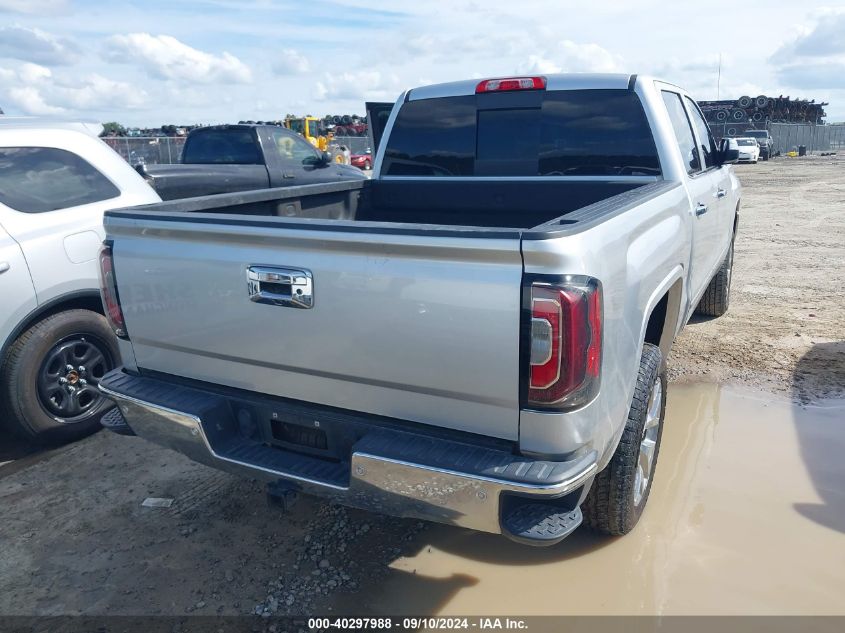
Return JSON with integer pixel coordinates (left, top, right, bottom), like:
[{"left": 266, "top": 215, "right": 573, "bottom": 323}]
[{"left": 246, "top": 266, "right": 313, "bottom": 309}]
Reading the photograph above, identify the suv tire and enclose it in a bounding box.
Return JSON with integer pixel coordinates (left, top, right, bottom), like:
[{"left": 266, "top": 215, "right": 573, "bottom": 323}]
[{"left": 0, "top": 309, "right": 118, "bottom": 445}]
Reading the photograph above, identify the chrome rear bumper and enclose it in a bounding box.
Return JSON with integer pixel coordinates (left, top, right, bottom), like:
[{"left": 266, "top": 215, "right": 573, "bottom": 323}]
[{"left": 99, "top": 369, "right": 597, "bottom": 539}]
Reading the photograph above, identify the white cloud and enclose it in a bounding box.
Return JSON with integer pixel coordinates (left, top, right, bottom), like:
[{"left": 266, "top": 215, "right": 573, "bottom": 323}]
[
  {"left": 519, "top": 55, "right": 562, "bottom": 74},
  {"left": 54, "top": 74, "right": 149, "bottom": 110},
  {"left": 104, "top": 33, "right": 252, "bottom": 84},
  {"left": 0, "top": 62, "right": 148, "bottom": 116},
  {"left": 0, "top": 0, "right": 67, "bottom": 14},
  {"left": 0, "top": 25, "right": 78, "bottom": 65},
  {"left": 272, "top": 49, "right": 310, "bottom": 74},
  {"left": 770, "top": 11, "right": 845, "bottom": 91},
  {"left": 315, "top": 70, "right": 399, "bottom": 101},
  {"left": 772, "top": 9, "right": 845, "bottom": 61},
  {"left": 517, "top": 42, "right": 622, "bottom": 75},
  {"left": 6, "top": 86, "right": 64, "bottom": 115},
  {"left": 776, "top": 61, "right": 845, "bottom": 89},
  {"left": 18, "top": 61, "right": 52, "bottom": 83}
]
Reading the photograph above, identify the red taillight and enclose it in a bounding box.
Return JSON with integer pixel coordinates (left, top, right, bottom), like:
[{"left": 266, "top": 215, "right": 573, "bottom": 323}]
[
  {"left": 98, "top": 244, "right": 127, "bottom": 338},
  {"left": 475, "top": 76, "right": 546, "bottom": 93},
  {"left": 527, "top": 279, "right": 602, "bottom": 409}
]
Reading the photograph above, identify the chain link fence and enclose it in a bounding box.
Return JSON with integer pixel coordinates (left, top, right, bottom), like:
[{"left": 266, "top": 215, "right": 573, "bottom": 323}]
[
  {"left": 102, "top": 137, "right": 186, "bottom": 165},
  {"left": 103, "top": 126, "right": 843, "bottom": 167},
  {"left": 102, "top": 135, "right": 370, "bottom": 166},
  {"left": 707, "top": 122, "right": 845, "bottom": 154}
]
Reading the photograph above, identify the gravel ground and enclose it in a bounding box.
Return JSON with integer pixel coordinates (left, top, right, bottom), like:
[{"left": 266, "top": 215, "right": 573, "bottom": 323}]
[
  {"left": 0, "top": 156, "right": 843, "bottom": 617},
  {"left": 667, "top": 154, "right": 845, "bottom": 401}
]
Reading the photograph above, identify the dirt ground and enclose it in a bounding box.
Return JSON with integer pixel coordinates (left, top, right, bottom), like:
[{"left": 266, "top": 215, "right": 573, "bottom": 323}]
[
  {"left": 667, "top": 154, "right": 845, "bottom": 400},
  {"left": 1, "top": 156, "right": 843, "bottom": 620}
]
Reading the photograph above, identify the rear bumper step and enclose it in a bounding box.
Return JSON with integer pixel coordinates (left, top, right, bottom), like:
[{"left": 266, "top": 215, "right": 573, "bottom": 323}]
[{"left": 99, "top": 368, "right": 597, "bottom": 543}]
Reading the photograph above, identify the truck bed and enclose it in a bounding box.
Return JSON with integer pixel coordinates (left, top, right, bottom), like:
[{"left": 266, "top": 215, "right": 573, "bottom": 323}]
[
  {"left": 112, "top": 177, "right": 673, "bottom": 232},
  {"left": 136, "top": 163, "right": 271, "bottom": 200}
]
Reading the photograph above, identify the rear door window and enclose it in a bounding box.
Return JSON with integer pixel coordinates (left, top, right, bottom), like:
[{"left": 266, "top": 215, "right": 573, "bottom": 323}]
[
  {"left": 662, "top": 91, "right": 701, "bottom": 174},
  {"left": 0, "top": 146, "right": 120, "bottom": 213},
  {"left": 182, "top": 129, "right": 261, "bottom": 164},
  {"left": 383, "top": 89, "right": 660, "bottom": 177},
  {"left": 684, "top": 97, "right": 718, "bottom": 170}
]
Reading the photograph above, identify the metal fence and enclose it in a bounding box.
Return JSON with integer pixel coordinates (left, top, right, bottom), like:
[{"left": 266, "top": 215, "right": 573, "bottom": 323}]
[
  {"left": 104, "top": 126, "right": 844, "bottom": 167},
  {"left": 707, "top": 122, "right": 845, "bottom": 154},
  {"left": 103, "top": 135, "right": 370, "bottom": 166},
  {"left": 102, "top": 136, "right": 186, "bottom": 165},
  {"left": 332, "top": 136, "right": 370, "bottom": 155}
]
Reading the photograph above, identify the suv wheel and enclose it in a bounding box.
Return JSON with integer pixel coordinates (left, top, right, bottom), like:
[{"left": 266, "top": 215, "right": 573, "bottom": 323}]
[
  {"left": 582, "top": 343, "right": 666, "bottom": 535},
  {"left": 0, "top": 309, "right": 118, "bottom": 445}
]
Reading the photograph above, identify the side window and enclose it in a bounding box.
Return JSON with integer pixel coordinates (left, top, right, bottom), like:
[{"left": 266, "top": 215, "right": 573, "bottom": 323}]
[
  {"left": 661, "top": 91, "right": 700, "bottom": 175},
  {"left": 0, "top": 146, "right": 120, "bottom": 213},
  {"left": 272, "top": 130, "right": 320, "bottom": 167},
  {"left": 684, "top": 96, "right": 718, "bottom": 169}
]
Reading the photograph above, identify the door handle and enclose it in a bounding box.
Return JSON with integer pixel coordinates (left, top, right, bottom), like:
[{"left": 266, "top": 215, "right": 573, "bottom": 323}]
[
  {"left": 695, "top": 203, "right": 709, "bottom": 216},
  {"left": 0, "top": 261, "right": 9, "bottom": 274},
  {"left": 246, "top": 265, "right": 313, "bottom": 308},
  {"left": 282, "top": 173, "right": 296, "bottom": 179},
  {"left": 715, "top": 188, "right": 727, "bottom": 198}
]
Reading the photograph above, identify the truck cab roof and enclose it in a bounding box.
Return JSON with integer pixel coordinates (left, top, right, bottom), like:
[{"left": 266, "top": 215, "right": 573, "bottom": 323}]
[{"left": 407, "top": 73, "right": 667, "bottom": 101}]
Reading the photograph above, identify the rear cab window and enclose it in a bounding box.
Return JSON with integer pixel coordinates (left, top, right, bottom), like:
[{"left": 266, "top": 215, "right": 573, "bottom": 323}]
[
  {"left": 0, "top": 146, "right": 120, "bottom": 213},
  {"left": 383, "top": 89, "right": 661, "bottom": 177},
  {"left": 182, "top": 129, "right": 262, "bottom": 164}
]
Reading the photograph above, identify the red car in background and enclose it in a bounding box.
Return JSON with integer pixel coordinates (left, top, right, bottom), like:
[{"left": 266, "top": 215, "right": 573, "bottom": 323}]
[{"left": 350, "top": 148, "right": 372, "bottom": 170}]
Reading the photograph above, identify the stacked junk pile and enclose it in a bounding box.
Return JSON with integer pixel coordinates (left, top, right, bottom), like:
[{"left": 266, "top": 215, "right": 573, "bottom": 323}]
[
  {"left": 321, "top": 115, "right": 368, "bottom": 137},
  {"left": 237, "top": 115, "right": 367, "bottom": 137},
  {"left": 699, "top": 95, "right": 828, "bottom": 137}
]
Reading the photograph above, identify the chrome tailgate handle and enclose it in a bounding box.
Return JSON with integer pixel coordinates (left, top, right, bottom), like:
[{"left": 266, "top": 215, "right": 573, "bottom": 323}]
[{"left": 246, "top": 266, "right": 313, "bottom": 308}]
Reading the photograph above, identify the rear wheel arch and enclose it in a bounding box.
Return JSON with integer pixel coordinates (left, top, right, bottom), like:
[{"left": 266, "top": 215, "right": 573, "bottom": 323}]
[
  {"left": 642, "top": 277, "right": 684, "bottom": 362},
  {"left": 1, "top": 290, "right": 103, "bottom": 366}
]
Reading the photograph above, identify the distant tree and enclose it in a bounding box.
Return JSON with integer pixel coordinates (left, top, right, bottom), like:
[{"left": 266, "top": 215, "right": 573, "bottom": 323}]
[{"left": 100, "top": 121, "right": 126, "bottom": 137}]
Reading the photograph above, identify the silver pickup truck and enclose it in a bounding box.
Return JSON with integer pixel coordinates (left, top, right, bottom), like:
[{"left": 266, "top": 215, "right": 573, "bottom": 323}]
[{"left": 98, "top": 74, "right": 740, "bottom": 546}]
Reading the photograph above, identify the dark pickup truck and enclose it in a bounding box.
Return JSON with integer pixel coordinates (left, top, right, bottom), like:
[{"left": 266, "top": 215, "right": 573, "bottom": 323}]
[{"left": 136, "top": 124, "right": 365, "bottom": 200}]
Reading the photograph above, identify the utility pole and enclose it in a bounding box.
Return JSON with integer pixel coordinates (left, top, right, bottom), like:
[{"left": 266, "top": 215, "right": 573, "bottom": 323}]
[{"left": 717, "top": 53, "right": 722, "bottom": 100}]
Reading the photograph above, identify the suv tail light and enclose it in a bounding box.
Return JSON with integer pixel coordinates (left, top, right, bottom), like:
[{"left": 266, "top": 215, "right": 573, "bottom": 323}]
[
  {"left": 526, "top": 278, "right": 602, "bottom": 409},
  {"left": 98, "top": 244, "right": 127, "bottom": 338},
  {"left": 476, "top": 76, "right": 546, "bottom": 93}
]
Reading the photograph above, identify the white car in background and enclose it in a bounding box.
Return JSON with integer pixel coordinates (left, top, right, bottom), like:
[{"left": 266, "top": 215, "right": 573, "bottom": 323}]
[
  {"left": 729, "top": 137, "right": 760, "bottom": 163},
  {"left": 0, "top": 120, "right": 160, "bottom": 444}
]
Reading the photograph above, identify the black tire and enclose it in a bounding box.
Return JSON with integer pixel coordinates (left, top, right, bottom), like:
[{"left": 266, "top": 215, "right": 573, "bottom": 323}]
[
  {"left": 583, "top": 343, "right": 666, "bottom": 535},
  {"left": 0, "top": 309, "right": 119, "bottom": 445},
  {"left": 695, "top": 238, "right": 734, "bottom": 317}
]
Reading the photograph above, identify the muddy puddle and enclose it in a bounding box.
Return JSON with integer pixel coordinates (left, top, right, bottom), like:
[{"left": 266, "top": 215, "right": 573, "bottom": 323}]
[{"left": 345, "top": 383, "right": 845, "bottom": 616}]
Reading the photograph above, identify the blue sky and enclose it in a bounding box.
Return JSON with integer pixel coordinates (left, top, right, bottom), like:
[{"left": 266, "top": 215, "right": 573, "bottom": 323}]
[{"left": 1, "top": 0, "right": 844, "bottom": 125}]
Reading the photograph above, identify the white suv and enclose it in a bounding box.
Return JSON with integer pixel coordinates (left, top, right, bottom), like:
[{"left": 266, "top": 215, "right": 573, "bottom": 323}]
[{"left": 0, "top": 120, "right": 160, "bottom": 444}]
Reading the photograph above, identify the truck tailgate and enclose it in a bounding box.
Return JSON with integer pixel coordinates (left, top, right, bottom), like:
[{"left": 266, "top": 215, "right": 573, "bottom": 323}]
[{"left": 107, "top": 214, "right": 524, "bottom": 440}]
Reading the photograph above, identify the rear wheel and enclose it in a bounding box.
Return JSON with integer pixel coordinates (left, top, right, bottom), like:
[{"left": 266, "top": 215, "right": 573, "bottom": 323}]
[
  {"left": 0, "top": 309, "right": 118, "bottom": 445},
  {"left": 695, "top": 238, "right": 734, "bottom": 317},
  {"left": 583, "top": 343, "right": 666, "bottom": 535}
]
